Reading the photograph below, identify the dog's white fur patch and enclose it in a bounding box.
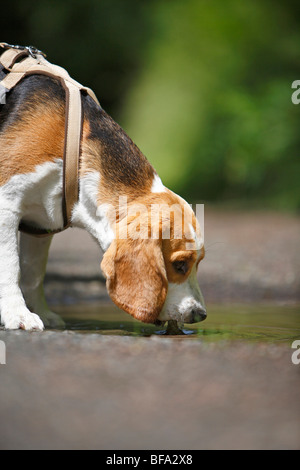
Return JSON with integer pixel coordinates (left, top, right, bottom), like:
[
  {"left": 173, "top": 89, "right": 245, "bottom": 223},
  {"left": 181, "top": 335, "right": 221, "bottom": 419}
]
[
  {"left": 158, "top": 265, "right": 206, "bottom": 323},
  {"left": 72, "top": 171, "right": 115, "bottom": 251},
  {"left": 0, "top": 158, "right": 64, "bottom": 230},
  {"left": 151, "top": 174, "right": 166, "bottom": 193}
]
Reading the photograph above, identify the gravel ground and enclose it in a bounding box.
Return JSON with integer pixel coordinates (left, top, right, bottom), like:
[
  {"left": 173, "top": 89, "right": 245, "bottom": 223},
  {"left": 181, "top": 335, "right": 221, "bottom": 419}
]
[
  {"left": 0, "top": 331, "right": 299, "bottom": 450},
  {"left": 0, "top": 208, "right": 299, "bottom": 450}
]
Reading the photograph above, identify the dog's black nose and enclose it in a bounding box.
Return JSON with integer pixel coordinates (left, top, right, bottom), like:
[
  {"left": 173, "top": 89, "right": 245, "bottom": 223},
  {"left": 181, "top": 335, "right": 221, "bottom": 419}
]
[{"left": 190, "top": 307, "right": 207, "bottom": 323}]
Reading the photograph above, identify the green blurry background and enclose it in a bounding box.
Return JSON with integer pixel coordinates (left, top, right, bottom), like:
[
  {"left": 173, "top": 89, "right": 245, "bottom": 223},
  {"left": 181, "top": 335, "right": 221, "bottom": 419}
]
[{"left": 2, "top": 0, "right": 300, "bottom": 210}]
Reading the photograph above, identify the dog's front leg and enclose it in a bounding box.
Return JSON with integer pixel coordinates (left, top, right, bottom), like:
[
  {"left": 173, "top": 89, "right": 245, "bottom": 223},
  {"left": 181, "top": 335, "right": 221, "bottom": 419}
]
[
  {"left": 20, "top": 232, "right": 65, "bottom": 328},
  {"left": 0, "top": 211, "right": 44, "bottom": 330}
]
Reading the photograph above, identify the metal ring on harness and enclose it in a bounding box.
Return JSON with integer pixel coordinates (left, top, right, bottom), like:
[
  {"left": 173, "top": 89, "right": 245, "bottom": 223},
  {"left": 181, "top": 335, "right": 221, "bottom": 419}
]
[{"left": 0, "top": 42, "right": 46, "bottom": 59}]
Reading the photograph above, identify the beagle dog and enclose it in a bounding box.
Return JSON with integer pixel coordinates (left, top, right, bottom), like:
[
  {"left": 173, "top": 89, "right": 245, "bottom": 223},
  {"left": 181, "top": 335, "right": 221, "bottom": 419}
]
[{"left": 0, "top": 52, "right": 206, "bottom": 331}]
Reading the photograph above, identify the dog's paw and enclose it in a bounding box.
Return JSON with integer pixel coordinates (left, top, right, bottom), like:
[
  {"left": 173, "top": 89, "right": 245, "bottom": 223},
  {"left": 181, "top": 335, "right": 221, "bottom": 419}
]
[{"left": 1, "top": 309, "right": 44, "bottom": 331}]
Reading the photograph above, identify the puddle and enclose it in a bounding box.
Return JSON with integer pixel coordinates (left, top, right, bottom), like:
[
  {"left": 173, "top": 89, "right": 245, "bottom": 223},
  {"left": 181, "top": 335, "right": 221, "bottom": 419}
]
[{"left": 53, "top": 302, "right": 300, "bottom": 343}]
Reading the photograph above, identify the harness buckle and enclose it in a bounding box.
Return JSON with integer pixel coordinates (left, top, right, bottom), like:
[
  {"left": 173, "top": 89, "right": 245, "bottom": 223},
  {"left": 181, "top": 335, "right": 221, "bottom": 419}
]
[{"left": 0, "top": 42, "right": 46, "bottom": 59}]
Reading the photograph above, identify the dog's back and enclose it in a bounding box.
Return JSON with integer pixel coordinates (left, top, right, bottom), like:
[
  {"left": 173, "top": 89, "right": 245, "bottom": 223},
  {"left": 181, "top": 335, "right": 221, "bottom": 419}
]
[{"left": 0, "top": 64, "right": 155, "bottom": 194}]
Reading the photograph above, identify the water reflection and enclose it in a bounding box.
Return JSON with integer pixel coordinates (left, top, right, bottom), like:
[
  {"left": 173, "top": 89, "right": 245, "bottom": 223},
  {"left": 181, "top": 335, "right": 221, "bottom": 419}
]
[{"left": 52, "top": 303, "right": 300, "bottom": 343}]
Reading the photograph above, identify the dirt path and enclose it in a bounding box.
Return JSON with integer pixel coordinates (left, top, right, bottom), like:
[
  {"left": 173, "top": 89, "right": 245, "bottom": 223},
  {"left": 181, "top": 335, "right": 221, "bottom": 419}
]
[{"left": 0, "top": 331, "right": 299, "bottom": 450}]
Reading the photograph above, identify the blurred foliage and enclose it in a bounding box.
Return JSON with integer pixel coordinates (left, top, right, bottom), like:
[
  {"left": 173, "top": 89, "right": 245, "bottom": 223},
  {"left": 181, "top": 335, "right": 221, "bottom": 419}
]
[
  {"left": 1, "top": 0, "right": 300, "bottom": 209},
  {"left": 121, "top": 0, "right": 300, "bottom": 210}
]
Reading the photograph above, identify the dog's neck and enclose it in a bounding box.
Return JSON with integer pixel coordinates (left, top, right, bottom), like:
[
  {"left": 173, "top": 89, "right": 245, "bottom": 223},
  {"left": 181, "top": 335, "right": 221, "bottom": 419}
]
[
  {"left": 71, "top": 171, "right": 115, "bottom": 252},
  {"left": 71, "top": 104, "right": 157, "bottom": 252}
]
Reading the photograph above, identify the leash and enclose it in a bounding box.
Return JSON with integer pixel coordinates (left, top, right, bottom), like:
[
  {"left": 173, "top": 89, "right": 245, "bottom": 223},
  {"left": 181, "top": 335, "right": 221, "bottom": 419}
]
[{"left": 0, "top": 42, "right": 100, "bottom": 237}]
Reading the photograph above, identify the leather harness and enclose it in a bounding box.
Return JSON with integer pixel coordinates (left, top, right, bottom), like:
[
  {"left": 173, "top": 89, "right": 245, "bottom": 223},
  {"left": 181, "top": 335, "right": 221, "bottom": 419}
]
[{"left": 0, "top": 43, "right": 100, "bottom": 237}]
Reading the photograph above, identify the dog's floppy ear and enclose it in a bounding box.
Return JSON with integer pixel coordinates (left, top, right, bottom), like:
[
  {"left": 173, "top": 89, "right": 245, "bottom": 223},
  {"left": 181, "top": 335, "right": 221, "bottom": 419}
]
[{"left": 101, "top": 238, "right": 168, "bottom": 323}]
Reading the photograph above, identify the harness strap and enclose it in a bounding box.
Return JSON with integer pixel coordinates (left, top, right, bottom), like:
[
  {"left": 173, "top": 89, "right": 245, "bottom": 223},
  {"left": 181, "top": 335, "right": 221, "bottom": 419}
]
[
  {"left": 62, "top": 80, "right": 82, "bottom": 225},
  {"left": 0, "top": 45, "right": 100, "bottom": 237},
  {"left": 0, "top": 47, "right": 29, "bottom": 69}
]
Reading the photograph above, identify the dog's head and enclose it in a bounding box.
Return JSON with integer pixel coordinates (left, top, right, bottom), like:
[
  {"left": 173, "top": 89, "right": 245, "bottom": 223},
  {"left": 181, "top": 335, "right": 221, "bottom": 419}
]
[{"left": 100, "top": 187, "right": 206, "bottom": 325}]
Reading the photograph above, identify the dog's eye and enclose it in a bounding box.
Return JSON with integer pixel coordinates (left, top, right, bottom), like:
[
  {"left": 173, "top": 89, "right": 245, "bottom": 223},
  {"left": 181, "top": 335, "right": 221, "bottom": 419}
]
[{"left": 173, "top": 260, "right": 188, "bottom": 275}]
